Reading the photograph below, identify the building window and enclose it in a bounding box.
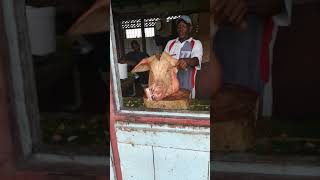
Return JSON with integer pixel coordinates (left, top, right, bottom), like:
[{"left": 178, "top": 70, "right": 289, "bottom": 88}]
[
  {"left": 112, "top": 15, "right": 210, "bottom": 118},
  {"left": 125, "top": 28, "right": 142, "bottom": 39},
  {"left": 122, "top": 18, "right": 160, "bottom": 39},
  {"left": 144, "top": 27, "right": 155, "bottom": 37}
]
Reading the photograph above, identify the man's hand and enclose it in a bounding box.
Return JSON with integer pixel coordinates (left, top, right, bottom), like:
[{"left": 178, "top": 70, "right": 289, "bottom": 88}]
[
  {"left": 212, "top": 0, "right": 248, "bottom": 28},
  {"left": 176, "top": 59, "right": 188, "bottom": 70},
  {"left": 176, "top": 58, "right": 199, "bottom": 70}
]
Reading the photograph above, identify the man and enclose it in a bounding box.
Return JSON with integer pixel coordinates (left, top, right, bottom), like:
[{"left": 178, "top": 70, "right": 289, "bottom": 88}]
[
  {"left": 212, "top": 0, "right": 292, "bottom": 116},
  {"left": 164, "top": 15, "right": 203, "bottom": 98},
  {"left": 123, "top": 40, "right": 149, "bottom": 85}
]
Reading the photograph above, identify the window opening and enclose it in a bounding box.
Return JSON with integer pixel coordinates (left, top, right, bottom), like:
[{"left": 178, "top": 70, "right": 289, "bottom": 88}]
[
  {"left": 113, "top": 13, "right": 210, "bottom": 117},
  {"left": 125, "top": 28, "right": 142, "bottom": 39}
]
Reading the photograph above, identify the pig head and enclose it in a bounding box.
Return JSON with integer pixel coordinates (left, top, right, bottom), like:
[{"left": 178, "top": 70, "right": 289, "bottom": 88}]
[{"left": 131, "top": 52, "right": 180, "bottom": 101}]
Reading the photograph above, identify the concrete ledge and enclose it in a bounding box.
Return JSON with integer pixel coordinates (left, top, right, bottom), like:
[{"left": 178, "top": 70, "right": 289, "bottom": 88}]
[{"left": 211, "top": 161, "right": 320, "bottom": 177}]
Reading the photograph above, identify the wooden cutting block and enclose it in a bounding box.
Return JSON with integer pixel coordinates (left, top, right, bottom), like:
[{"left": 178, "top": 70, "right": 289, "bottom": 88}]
[
  {"left": 211, "top": 115, "right": 257, "bottom": 152},
  {"left": 211, "top": 84, "right": 259, "bottom": 152},
  {"left": 143, "top": 89, "right": 190, "bottom": 110}
]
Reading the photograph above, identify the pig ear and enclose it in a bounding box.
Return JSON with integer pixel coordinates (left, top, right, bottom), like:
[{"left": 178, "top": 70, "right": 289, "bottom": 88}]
[
  {"left": 131, "top": 57, "right": 151, "bottom": 73},
  {"left": 161, "top": 51, "right": 178, "bottom": 66}
]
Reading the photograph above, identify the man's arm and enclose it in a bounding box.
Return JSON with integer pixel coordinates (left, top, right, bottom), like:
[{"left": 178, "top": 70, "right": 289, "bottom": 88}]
[
  {"left": 177, "top": 40, "right": 203, "bottom": 70},
  {"left": 247, "top": 0, "right": 286, "bottom": 17},
  {"left": 212, "top": 0, "right": 291, "bottom": 27},
  {"left": 247, "top": 0, "right": 292, "bottom": 26}
]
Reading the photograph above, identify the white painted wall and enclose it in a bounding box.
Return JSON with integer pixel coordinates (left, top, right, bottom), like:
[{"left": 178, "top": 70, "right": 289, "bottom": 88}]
[
  {"left": 118, "top": 143, "right": 155, "bottom": 180},
  {"left": 116, "top": 122, "right": 210, "bottom": 180},
  {"left": 154, "top": 147, "right": 209, "bottom": 180}
]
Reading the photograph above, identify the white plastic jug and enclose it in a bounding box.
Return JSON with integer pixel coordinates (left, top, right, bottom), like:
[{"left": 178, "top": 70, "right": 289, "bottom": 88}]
[
  {"left": 118, "top": 63, "right": 128, "bottom": 79},
  {"left": 26, "top": 6, "right": 56, "bottom": 56}
]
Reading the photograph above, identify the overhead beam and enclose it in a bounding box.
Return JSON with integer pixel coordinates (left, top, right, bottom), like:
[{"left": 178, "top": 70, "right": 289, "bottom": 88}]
[{"left": 135, "top": 0, "right": 141, "bottom": 7}]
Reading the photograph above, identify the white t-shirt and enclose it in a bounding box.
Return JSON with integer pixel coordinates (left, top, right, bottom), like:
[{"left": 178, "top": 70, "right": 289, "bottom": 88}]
[
  {"left": 164, "top": 37, "right": 203, "bottom": 70},
  {"left": 164, "top": 37, "right": 203, "bottom": 98}
]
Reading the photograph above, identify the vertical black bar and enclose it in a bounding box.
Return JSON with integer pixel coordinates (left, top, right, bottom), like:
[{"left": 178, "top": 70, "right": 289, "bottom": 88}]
[{"left": 141, "top": 18, "right": 147, "bottom": 53}]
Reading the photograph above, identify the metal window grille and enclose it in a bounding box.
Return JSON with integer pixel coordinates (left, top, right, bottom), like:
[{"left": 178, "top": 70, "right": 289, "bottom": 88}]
[
  {"left": 121, "top": 19, "right": 142, "bottom": 29},
  {"left": 166, "top": 15, "right": 181, "bottom": 22},
  {"left": 144, "top": 18, "right": 160, "bottom": 28},
  {"left": 123, "top": 17, "right": 186, "bottom": 38}
]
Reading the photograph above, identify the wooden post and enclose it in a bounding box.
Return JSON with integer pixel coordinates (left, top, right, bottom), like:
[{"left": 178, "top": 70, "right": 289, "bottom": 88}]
[
  {"left": 141, "top": 18, "right": 147, "bottom": 53},
  {"left": 114, "top": 17, "right": 125, "bottom": 58},
  {"left": 212, "top": 84, "right": 259, "bottom": 152}
]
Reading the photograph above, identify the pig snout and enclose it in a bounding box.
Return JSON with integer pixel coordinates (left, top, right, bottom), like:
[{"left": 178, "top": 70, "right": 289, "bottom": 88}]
[
  {"left": 144, "top": 81, "right": 166, "bottom": 101},
  {"left": 145, "top": 88, "right": 153, "bottom": 101}
]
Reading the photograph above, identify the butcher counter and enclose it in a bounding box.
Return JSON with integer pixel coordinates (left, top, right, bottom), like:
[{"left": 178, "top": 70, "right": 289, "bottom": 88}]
[
  {"left": 110, "top": 93, "right": 211, "bottom": 180},
  {"left": 122, "top": 97, "right": 210, "bottom": 112},
  {"left": 110, "top": 90, "right": 210, "bottom": 180}
]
